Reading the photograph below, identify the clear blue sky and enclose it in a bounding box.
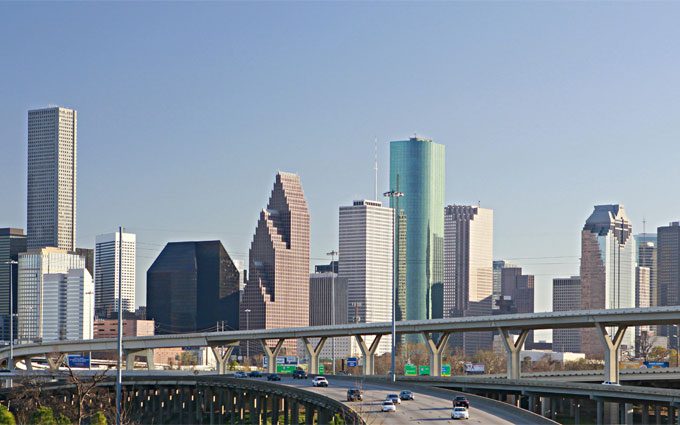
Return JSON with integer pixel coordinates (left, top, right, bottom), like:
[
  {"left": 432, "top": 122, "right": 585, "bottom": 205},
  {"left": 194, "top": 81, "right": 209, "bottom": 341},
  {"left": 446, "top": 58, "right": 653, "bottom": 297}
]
[{"left": 2, "top": 3, "right": 680, "bottom": 325}]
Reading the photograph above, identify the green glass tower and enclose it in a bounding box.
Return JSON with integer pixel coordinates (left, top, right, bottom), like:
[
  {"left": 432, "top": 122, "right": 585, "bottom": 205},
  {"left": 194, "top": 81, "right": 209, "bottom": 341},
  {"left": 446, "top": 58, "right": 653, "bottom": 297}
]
[{"left": 390, "top": 137, "right": 445, "bottom": 321}]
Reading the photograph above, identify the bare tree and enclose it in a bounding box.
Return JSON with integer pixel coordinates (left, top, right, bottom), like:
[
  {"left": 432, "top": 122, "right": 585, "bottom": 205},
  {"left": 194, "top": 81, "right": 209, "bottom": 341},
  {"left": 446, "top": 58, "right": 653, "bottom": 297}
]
[
  {"left": 637, "top": 331, "right": 655, "bottom": 362},
  {"left": 63, "top": 364, "right": 111, "bottom": 425}
]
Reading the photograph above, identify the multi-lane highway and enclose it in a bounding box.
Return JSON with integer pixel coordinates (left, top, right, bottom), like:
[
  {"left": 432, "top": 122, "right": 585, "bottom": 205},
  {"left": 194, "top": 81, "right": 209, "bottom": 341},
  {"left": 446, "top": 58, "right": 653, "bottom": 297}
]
[{"left": 281, "top": 375, "right": 555, "bottom": 424}]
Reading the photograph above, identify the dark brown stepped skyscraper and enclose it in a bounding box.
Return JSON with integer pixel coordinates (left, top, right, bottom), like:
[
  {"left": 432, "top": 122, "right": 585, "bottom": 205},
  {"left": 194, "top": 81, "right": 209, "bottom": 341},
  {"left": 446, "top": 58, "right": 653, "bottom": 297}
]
[{"left": 241, "top": 172, "right": 310, "bottom": 355}]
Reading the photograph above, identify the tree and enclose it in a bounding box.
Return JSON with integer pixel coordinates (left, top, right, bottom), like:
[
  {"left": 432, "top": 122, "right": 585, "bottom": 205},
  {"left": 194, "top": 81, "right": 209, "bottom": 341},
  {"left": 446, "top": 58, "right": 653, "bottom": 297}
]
[
  {"left": 648, "top": 346, "right": 670, "bottom": 362},
  {"left": 65, "top": 364, "right": 110, "bottom": 425},
  {"left": 55, "top": 414, "right": 71, "bottom": 425},
  {"left": 636, "top": 331, "right": 655, "bottom": 361},
  {"left": 0, "top": 405, "right": 16, "bottom": 425},
  {"left": 30, "top": 407, "right": 57, "bottom": 425},
  {"left": 89, "top": 411, "right": 107, "bottom": 425}
]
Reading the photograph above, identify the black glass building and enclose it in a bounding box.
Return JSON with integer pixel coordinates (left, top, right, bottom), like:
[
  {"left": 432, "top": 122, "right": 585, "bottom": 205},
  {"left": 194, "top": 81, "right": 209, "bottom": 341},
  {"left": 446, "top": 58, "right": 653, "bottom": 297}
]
[{"left": 147, "top": 241, "right": 240, "bottom": 334}]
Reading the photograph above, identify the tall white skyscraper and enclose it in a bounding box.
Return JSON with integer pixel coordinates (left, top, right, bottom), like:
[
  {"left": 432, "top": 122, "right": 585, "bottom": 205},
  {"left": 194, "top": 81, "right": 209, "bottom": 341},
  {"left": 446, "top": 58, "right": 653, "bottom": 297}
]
[
  {"left": 95, "top": 232, "right": 136, "bottom": 316},
  {"left": 339, "top": 200, "right": 393, "bottom": 356},
  {"left": 444, "top": 205, "right": 494, "bottom": 356},
  {"left": 42, "top": 269, "right": 94, "bottom": 341},
  {"left": 17, "top": 247, "right": 85, "bottom": 341},
  {"left": 27, "top": 107, "right": 77, "bottom": 251}
]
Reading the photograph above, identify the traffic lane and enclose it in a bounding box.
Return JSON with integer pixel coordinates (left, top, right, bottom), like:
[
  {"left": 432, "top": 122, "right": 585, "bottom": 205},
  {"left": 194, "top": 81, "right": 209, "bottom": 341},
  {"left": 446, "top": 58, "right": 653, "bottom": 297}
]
[{"left": 282, "top": 376, "right": 515, "bottom": 425}]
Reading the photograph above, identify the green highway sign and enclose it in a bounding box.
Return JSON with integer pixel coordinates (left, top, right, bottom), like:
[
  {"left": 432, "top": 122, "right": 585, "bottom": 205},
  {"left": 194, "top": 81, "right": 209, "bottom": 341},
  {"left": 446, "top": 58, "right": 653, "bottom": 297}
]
[
  {"left": 441, "top": 364, "right": 451, "bottom": 377},
  {"left": 318, "top": 364, "right": 325, "bottom": 374},
  {"left": 277, "top": 365, "right": 297, "bottom": 373},
  {"left": 404, "top": 364, "right": 417, "bottom": 376},
  {"left": 419, "top": 365, "right": 431, "bottom": 376}
]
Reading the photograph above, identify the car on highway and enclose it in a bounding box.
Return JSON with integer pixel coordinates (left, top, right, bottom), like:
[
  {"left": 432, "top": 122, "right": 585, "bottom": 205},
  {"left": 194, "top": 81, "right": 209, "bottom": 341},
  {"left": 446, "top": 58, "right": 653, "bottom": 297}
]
[
  {"left": 346, "top": 388, "right": 363, "bottom": 401},
  {"left": 381, "top": 400, "right": 396, "bottom": 413},
  {"left": 234, "top": 372, "right": 247, "bottom": 378},
  {"left": 267, "top": 373, "right": 281, "bottom": 381},
  {"left": 453, "top": 396, "right": 470, "bottom": 409},
  {"left": 293, "top": 369, "right": 308, "bottom": 379},
  {"left": 248, "top": 371, "right": 263, "bottom": 378},
  {"left": 312, "top": 376, "right": 329, "bottom": 387},
  {"left": 386, "top": 393, "right": 401, "bottom": 404},
  {"left": 451, "top": 406, "right": 469, "bottom": 420},
  {"left": 399, "top": 390, "right": 414, "bottom": 401}
]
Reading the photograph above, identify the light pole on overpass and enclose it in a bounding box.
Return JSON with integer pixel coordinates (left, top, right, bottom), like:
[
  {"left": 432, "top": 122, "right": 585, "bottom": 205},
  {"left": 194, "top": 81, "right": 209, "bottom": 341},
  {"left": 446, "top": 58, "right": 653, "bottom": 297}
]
[
  {"left": 327, "top": 250, "right": 338, "bottom": 375},
  {"left": 384, "top": 189, "right": 404, "bottom": 383},
  {"left": 245, "top": 309, "right": 251, "bottom": 364},
  {"left": 3, "top": 260, "right": 17, "bottom": 384}
]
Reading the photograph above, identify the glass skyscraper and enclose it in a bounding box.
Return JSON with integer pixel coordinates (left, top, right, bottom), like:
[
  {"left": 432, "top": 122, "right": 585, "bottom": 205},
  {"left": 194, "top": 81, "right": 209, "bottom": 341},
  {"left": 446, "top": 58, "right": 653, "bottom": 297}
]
[{"left": 389, "top": 137, "right": 445, "bottom": 321}]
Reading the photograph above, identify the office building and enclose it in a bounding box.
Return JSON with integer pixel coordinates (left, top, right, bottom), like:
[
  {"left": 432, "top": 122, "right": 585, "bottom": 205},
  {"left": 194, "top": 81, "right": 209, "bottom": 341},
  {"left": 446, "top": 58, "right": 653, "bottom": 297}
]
[
  {"left": 42, "top": 269, "right": 93, "bottom": 341},
  {"left": 0, "top": 228, "right": 26, "bottom": 342},
  {"left": 552, "top": 276, "right": 582, "bottom": 353},
  {"left": 74, "top": 248, "right": 94, "bottom": 278},
  {"left": 17, "top": 247, "right": 85, "bottom": 341},
  {"left": 389, "top": 137, "right": 445, "bottom": 321},
  {"left": 147, "top": 241, "right": 240, "bottom": 334},
  {"left": 95, "top": 232, "right": 136, "bottom": 317},
  {"left": 338, "top": 200, "right": 393, "bottom": 355},
  {"left": 492, "top": 260, "right": 516, "bottom": 310},
  {"left": 500, "top": 267, "right": 535, "bottom": 346},
  {"left": 27, "top": 107, "right": 77, "bottom": 251},
  {"left": 636, "top": 266, "right": 651, "bottom": 336},
  {"left": 94, "top": 318, "right": 154, "bottom": 338},
  {"left": 580, "top": 205, "right": 635, "bottom": 358},
  {"left": 444, "top": 205, "right": 494, "bottom": 356},
  {"left": 240, "top": 172, "right": 310, "bottom": 355},
  {"left": 657, "top": 222, "right": 680, "bottom": 347}
]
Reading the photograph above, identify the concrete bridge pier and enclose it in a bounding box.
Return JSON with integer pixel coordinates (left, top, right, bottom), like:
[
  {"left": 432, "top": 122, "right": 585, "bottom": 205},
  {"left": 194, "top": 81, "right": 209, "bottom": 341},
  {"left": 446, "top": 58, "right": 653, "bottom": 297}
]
[
  {"left": 354, "top": 334, "right": 382, "bottom": 375},
  {"left": 211, "top": 344, "right": 237, "bottom": 375},
  {"left": 498, "top": 328, "right": 529, "bottom": 379},
  {"left": 302, "top": 337, "right": 327, "bottom": 375},
  {"left": 261, "top": 339, "right": 286, "bottom": 374},
  {"left": 290, "top": 399, "right": 299, "bottom": 424},
  {"left": 46, "top": 353, "right": 66, "bottom": 371},
  {"left": 423, "top": 331, "right": 450, "bottom": 377},
  {"left": 595, "top": 323, "right": 627, "bottom": 384},
  {"left": 125, "top": 348, "right": 155, "bottom": 371},
  {"left": 305, "top": 403, "right": 315, "bottom": 425}
]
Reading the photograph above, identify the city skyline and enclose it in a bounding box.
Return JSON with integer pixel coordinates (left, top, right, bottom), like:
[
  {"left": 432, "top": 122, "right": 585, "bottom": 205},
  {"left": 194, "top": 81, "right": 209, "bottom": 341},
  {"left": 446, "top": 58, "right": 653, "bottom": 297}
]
[{"left": 2, "top": 3, "right": 680, "bottom": 319}]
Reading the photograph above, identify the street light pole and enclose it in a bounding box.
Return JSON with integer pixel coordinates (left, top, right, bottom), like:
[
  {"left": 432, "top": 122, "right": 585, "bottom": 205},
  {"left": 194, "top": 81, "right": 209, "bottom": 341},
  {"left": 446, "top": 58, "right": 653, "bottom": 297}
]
[
  {"left": 327, "top": 250, "right": 338, "bottom": 375},
  {"left": 116, "top": 226, "right": 123, "bottom": 425},
  {"left": 4, "top": 260, "right": 18, "bottom": 374},
  {"left": 384, "top": 190, "right": 404, "bottom": 383},
  {"left": 245, "top": 309, "right": 251, "bottom": 364}
]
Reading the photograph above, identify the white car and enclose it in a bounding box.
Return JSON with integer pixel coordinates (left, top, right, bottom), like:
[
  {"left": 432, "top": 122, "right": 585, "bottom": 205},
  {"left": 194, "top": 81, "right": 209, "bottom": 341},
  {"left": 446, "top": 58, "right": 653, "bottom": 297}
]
[
  {"left": 386, "top": 394, "right": 401, "bottom": 404},
  {"left": 381, "top": 400, "right": 396, "bottom": 412},
  {"left": 452, "top": 406, "right": 469, "bottom": 420},
  {"left": 312, "top": 376, "right": 329, "bottom": 387}
]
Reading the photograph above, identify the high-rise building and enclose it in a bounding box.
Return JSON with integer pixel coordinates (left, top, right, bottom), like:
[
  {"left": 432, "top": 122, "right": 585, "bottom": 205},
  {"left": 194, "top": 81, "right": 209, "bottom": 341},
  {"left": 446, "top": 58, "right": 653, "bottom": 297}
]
[
  {"left": 74, "top": 248, "right": 94, "bottom": 278},
  {"left": 338, "top": 200, "right": 393, "bottom": 355},
  {"left": 444, "top": 205, "right": 494, "bottom": 356},
  {"left": 552, "top": 276, "right": 581, "bottom": 353},
  {"left": 492, "top": 260, "right": 517, "bottom": 310},
  {"left": 0, "top": 228, "right": 26, "bottom": 342},
  {"left": 42, "top": 269, "right": 94, "bottom": 341},
  {"left": 657, "top": 222, "right": 680, "bottom": 347},
  {"left": 500, "top": 267, "right": 535, "bottom": 346},
  {"left": 147, "top": 241, "right": 240, "bottom": 334},
  {"left": 17, "top": 247, "right": 85, "bottom": 341},
  {"left": 579, "top": 205, "right": 635, "bottom": 357},
  {"left": 389, "top": 137, "right": 445, "bottom": 321},
  {"left": 636, "top": 238, "right": 657, "bottom": 308},
  {"left": 240, "top": 172, "right": 310, "bottom": 355},
  {"left": 27, "top": 107, "right": 77, "bottom": 251},
  {"left": 95, "top": 232, "right": 136, "bottom": 317},
  {"left": 635, "top": 266, "right": 651, "bottom": 337}
]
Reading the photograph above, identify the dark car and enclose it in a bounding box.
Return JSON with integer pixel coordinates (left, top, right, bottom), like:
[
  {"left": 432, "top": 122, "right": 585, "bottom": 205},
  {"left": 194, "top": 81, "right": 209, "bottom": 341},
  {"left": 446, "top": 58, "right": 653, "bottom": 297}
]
[
  {"left": 267, "top": 373, "right": 281, "bottom": 381},
  {"left": 453, "top": 396, "right": 470, "bottom": 409},
  {"left": 293, "top": 369, "right": 308, "bottom": 379},
  {"left": 346, "top": 388, "right": 363, "bottom": 401},
  {"left": 248, "top": 370, "right": 263, "bottom": 378},
  {"left": 399, "top": 390, "right": 414, "bottom": 401}
]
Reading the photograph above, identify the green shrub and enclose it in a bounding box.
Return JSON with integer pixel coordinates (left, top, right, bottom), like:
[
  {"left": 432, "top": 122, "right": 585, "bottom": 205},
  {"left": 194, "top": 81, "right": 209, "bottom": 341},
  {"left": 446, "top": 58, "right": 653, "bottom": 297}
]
[{"left": 0, "top": 405, "right": 16, "bottom": 425}]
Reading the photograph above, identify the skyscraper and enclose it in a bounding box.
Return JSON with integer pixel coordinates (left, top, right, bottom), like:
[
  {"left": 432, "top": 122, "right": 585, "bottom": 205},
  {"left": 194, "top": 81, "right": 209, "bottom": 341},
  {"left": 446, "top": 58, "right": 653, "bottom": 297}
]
[
  {"left": 635, "top": 266, "right": 651, "bottom": 337},
  {"left": 303, "top": 271, "right": 350, "bottom": 359},
  {"left": 552, "top": 276, "right": 581, "bottom": 353},
  {"left": 17, "top": 247, "right": 85, "bottom": 341},
  {"left": 492, "top": 260, "right": 515, "bottom": 310},
  {"left": 579, "top": 205, "right": 635, "bottom": 357},
  {"left": 0, "top": 228, "right": 26, "bottom": 341},
  {"left": 42, "top": 269, "right": 94, "bottom": 341},
  {"left": 240, "top": 172, "right": 310, "bottom": 355},
  {"left": 27, "top": 107, "right": 77, "bottom": 251},
  {"left": 147, "top": 241, "right": 240, "bottom": 334},
  {"left": 389, "top": 136, "right": 445, "bottom": 321},
  {"left": 444, "top": 205, "right": 494, "bottom": 356},
  {"left": 95, "top": 232, "right": 136, "bottom": 317},
  {"left": 500, "top": 267, "right": 535, "bottom": 345},
  {"left": 338, "top": 200, "right": 393, "bottom": 355},
  {"left": 637, "top": 238, "right": 657, "bottom": 308},
  {"left": 657, "top": 222, "right": 680, "bottom": 347}
]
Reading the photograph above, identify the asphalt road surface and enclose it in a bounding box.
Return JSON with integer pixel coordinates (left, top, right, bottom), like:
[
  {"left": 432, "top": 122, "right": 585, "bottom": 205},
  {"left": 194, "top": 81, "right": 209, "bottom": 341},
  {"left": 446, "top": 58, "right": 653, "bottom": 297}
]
[{"left": 281, "top": 375, "right": 555, "bottom": 425}]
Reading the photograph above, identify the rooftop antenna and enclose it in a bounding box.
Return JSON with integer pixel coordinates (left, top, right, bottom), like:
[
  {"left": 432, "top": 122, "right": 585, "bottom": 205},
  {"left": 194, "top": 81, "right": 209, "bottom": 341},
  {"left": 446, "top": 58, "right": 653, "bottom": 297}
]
[
  {"left": 374, "top": 138, "right": 378, "bottom": 201},
  {"left": 642, "top": 217, "right": 647, "bottom": 238}
]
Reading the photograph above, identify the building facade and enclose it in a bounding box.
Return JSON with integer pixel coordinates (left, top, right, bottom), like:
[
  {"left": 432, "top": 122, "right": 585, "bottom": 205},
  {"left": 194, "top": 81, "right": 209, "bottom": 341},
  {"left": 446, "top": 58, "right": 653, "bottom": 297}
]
[
  {"left": 552, "top": 276, "right": 582, "bottom": 353},
  {"left": 443, "top": 205, "right": 494, "bottom": 356},
  {"left": 389, "top": 137, "right": 445, "bottom": 321},
  {"left": 17, "top": 248, "right": 85, "bottom": 341},
  {"left": 338, "top": 200, "right": 393, "bottom": 355},
  {"left": 635, "top": 266, "right": 651, "bottom": 336},
  {"left": 636, "top": 235, "right": 657, "bottom": 307},
  {"left": 579, "top": 205, "right": 635, "bottom": 358},
  {"left": 0, "top": 228, "right": 26, "bottom": 342},
  {"left": 94, "top": 318, "right": 154, "bottom": 338},
  {"left": 240, "top": 172, "right": 310, "bottom": 355},
  {"left": 27, "top": 107, "right": 77, "bottom": 251},
  {"left": 95, "top": 231, "right": 136, "bottom": 316},
  {"left": 500, "top": 266, "right": 535, "bottom": 346},
  {"left": 147, "top": 241, "right": 240, "bottom": 334},
  {"left": 42, "top": 269, "right": 93, "bottom": 341},
  {"left": 657, "top": 222, "right": 680, "bottom": 347},
  {"left": 492, "top": 260, "right": 516, "bottom": 310}
]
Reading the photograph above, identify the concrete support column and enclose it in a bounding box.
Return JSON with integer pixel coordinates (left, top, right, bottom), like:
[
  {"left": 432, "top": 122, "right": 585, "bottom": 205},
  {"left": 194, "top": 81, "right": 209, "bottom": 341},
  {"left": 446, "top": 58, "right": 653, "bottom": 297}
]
[
  {"left": 541, "top": 397, "right": 549, "bottom": 417},
  {"left": 656, "top": 405, "right": 661, "bottom": 425},
  {"left": 124, "top": 349, "right": 155, "bottom": 371},
  {"left": 261, "top": 339, "right": 286, "bottom": 374},
  {"left": 318, "top": 407, "right": 333, "bottom": 424},
  {"left": 597, "top": 400, "right": 604, "bottom": 425},
  {"left": 354, "top": 334, "right": 382, "bottom": 376},
  {"left": 302, "top": 337, "right": 327, "bottom": 375},
  {"left": 498, "top": 328, "right": 529, "bottom": 379},
  {"left": 642, "top": 403, "right": 650, "bottom": 425},
  {"left": 574, "top": 400, "right": 581, "bottom": 425},
  {"left": 291, "top": 400, "right": 299, "bottom": 424},
  {"left": 625, "top": 403, "right": 633, "bottom": 425},
  {"left": 550, "top": 397, "right": 558, "bottom": 421},
  {"left": 211, "top": 345, "right": 237, "bottom": 375},
  {"left": 305, "top": 404, "right": 314, "bottom": 425},
  {"left": 271, "top": 396, "right": 280, "bottom": 425},
  {"left": 422, "top": 332, "right": 450, "bottom": 377},
  {"left": 283, "top": 397, "right": 290, "bottom": 425},
  {"left": 46, "top": 353, "right": 66, "bottom": 371},
  {"left": 594, "top": 323, "right": 627, "bottom": 384},
  {"left": 528, "top": 395, "right": 536, "bottom": 413}
]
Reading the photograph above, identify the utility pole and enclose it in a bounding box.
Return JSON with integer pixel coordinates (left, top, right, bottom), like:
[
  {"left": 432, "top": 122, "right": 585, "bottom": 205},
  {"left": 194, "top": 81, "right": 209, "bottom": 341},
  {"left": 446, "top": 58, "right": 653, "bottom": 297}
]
[
  {"left": 384, "top": 189, "right": 404, "bottom": 383},
  {"left": 4, "top": 260, "right": 17, "bottom": 386},
  {"left": 116, "top": 226, "right": 123, "bottom": 425},
  {"left": 327, "top": 250, "right": 338, "bottom": 374},
  {"left": 244, "top": 309, "right": 251, "bottom": 364}
]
